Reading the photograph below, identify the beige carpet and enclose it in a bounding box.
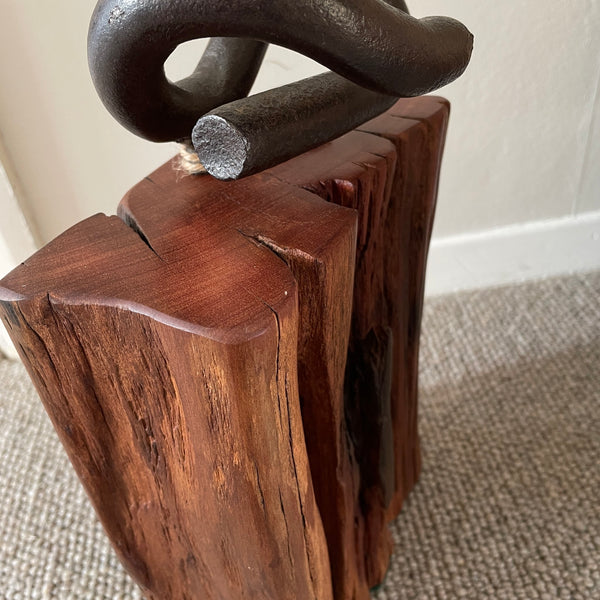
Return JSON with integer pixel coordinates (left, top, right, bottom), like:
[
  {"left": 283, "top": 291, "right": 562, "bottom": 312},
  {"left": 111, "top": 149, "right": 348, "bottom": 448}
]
[{"left": 1, "top": 271, "right": 598, "bottom": 599}]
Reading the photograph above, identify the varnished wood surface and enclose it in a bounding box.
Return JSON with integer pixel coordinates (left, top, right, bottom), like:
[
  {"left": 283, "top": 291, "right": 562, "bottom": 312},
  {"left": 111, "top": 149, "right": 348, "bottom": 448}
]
[
  {"left": 271, "top": 95, "right": 450, "bottom": 584},
  {"left": 0, "top": 97, "right": 449, "bottom": 600}
]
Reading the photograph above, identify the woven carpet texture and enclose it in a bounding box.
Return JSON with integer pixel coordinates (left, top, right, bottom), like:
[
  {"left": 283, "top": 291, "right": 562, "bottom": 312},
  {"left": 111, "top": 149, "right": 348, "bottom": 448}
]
[{"left": 0, "top": 271, "right": 598, "bottom": 599}]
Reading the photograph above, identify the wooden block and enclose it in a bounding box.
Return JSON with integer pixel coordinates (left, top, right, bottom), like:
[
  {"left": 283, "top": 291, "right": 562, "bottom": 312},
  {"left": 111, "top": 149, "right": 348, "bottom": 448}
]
[{"left": 0, "top": 97, "right": 450, "bottom": 600}]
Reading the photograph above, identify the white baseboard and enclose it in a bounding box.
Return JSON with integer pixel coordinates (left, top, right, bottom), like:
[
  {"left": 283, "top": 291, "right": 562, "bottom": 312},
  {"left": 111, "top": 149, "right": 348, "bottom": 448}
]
[{"left": 425, "top": 211, "right": 600, "bottom": 296}]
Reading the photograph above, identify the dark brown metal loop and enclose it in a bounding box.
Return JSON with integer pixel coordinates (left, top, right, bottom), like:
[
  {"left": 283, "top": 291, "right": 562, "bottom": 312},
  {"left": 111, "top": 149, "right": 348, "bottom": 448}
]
[
  {"left": 89, "top": 0, "right": 472, "bottom": 178},
  {"left": 88, "top": 26, "right": 268, "bottom": 142},
  {"left": 88, "top": 0, "right": 472, "bottom": 141}
]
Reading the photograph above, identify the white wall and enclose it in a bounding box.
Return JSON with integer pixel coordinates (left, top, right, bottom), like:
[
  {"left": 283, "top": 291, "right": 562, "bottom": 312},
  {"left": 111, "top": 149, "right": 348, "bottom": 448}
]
[
  {"left": 415, "top": 1, "right": 600, "bottom": 236},
  {"left": 0, "top": 136, "right": 37, "bottom": 358},
  {"left": 0, "top": 0, "right": 599, "bottom": 293},
  {"left": 414, "top": 0, "right": 600, "bottom": 292}
]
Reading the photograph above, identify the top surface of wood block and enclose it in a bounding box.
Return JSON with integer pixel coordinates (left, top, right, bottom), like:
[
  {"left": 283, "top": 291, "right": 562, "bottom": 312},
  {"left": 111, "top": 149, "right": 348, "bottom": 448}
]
[{"left": 0, "top": 97, "right": 447, "bottom": 346}]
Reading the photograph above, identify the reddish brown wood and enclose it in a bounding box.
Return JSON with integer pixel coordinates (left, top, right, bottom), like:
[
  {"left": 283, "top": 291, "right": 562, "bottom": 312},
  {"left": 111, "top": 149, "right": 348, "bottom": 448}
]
[
  {"left": 270, "top": 95, "right": 450, "bottom": 585},
  {"left": 0, "top": 97, "right": 449, "bottom": 600},
  {"left": 358, "top": 96, "right": 450, "bottom": 521}
]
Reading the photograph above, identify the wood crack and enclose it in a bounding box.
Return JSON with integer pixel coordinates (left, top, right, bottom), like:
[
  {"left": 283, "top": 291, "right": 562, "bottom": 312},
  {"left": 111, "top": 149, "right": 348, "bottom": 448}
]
[{"left": 120, "top": 210, "right": 165, "bottom": 262}]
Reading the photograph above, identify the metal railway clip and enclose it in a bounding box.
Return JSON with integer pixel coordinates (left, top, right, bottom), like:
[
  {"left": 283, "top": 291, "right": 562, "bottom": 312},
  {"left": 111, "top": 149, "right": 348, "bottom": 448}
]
[{"left": 88, "top": 0, "right": 473, "bottom": 180}]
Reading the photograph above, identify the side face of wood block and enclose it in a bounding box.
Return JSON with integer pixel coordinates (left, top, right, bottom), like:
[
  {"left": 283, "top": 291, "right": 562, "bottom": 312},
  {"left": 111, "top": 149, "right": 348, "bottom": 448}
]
[
  {"left": 270, "top": 95, "right": 450, "bottom": 585},
  {"left": 0, "top": 97, "right": 449, "bottom": 600}
]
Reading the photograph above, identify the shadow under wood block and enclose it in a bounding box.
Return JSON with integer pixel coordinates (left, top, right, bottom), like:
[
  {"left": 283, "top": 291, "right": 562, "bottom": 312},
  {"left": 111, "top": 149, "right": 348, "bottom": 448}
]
[{"left": 0, "top": 97, "right": 449, "bottom": 600}]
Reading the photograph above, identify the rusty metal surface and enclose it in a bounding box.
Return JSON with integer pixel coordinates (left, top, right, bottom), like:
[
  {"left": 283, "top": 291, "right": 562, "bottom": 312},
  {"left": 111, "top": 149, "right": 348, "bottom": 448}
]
[{"left": 89, "top": 0, "right": 473, "bottom": 177}]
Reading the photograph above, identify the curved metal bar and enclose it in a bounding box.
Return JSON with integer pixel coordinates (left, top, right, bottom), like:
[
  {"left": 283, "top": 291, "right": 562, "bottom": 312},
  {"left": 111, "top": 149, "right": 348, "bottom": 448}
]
[
  {"left": 88, "top": 30, "right": 267, "bottom": 141},
  {"left": 389, "top": 0, "right": 409, "bottom": 11},
  {"left": 192, "top": 73, "right": 397, "bottom": 180},
  {"left": 191, "top": 0, "right": 411, "bottom": 179},
  {"left": 88, "top": 0, "right": 472, "bottom": 143}
]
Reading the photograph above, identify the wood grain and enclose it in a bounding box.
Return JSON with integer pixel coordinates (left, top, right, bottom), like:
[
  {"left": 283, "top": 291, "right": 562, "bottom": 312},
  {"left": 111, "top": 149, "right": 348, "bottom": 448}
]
[
  {"left": 270, "top": 95, "right": 450, "bottom": 585},
  {"left": 0, "top": 97, "right": 449, "bottom": 600}
]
